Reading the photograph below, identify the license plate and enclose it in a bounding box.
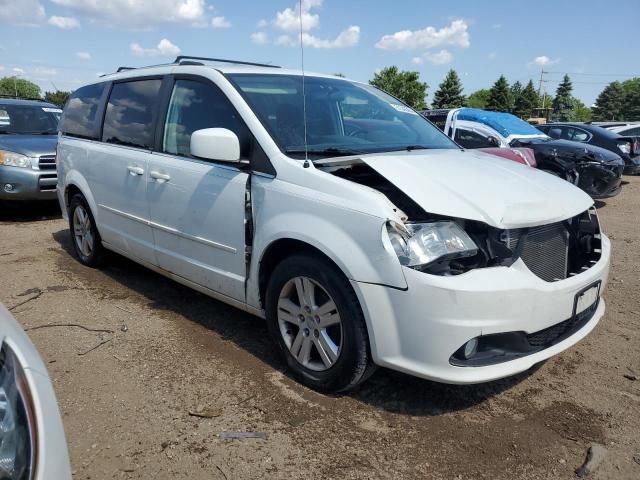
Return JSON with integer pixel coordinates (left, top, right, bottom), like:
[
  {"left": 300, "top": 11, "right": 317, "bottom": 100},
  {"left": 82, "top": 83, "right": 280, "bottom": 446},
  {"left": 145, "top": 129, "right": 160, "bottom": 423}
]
[{"left": 574, "top": 282, "right": 600, "bottom": 316}]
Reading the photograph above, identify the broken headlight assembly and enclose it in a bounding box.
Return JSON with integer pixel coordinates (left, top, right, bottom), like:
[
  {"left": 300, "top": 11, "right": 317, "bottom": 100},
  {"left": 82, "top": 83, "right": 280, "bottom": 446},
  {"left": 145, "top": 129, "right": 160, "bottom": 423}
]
[
  {"left": 384, "top": 221, "right": 479, "bottom": 273},
  {"left": 0, "top": 343, "right": 36, "bottom": 480}
]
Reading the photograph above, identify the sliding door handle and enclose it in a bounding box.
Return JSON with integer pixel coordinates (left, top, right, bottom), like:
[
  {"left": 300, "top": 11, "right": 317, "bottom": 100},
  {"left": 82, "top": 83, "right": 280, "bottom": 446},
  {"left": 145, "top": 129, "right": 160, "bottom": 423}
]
[{"left": 127, "top": 166, "right": 144, "bottom": 176}]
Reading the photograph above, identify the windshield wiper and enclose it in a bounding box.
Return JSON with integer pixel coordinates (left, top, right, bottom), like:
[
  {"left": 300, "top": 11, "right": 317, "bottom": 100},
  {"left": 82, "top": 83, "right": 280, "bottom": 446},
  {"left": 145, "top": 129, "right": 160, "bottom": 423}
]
[{"left": 284, "top": 147, "right": 363, "bottom": 158}]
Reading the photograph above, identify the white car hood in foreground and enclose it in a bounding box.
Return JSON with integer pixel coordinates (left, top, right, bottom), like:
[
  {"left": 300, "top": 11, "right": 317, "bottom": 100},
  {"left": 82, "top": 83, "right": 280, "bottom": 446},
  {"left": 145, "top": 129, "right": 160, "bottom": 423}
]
[{"left": 362, "top": 149, "right": 593, "bottom": 229}]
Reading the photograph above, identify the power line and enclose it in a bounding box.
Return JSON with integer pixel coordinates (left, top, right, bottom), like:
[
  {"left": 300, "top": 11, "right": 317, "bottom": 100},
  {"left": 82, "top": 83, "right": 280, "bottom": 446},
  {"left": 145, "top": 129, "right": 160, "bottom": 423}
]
[{"left": 545, "top": 71, "right": 639, "bottom": 77}]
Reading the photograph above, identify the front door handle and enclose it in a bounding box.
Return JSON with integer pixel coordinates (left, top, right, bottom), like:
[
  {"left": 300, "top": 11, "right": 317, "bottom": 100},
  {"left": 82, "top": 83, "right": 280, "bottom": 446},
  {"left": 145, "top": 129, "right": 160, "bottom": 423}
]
[
  {"left": 127, "top": 166, "right": 144, "bottom": 176},
  {"left": 150, "top": 170, "right": 171, "bottom": 183}
]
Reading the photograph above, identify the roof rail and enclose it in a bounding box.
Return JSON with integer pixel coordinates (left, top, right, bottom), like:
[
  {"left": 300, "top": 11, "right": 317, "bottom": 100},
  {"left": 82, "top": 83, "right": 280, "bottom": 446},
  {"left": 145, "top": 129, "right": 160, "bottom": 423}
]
[
  {"left": 116, "top": 67, "right": 136, "bottom": 72},
  {"left": 174, "top": 56, "right": 280, "bottom": 68}
]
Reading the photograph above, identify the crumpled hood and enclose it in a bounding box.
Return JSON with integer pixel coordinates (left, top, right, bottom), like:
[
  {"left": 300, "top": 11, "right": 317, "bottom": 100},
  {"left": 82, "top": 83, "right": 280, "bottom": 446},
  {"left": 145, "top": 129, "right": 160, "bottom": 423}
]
[
  {"left": 0, "top": 134, "right": 57, "bottom": 157},
  {"left": 361, "top": 149, "right": 593, "bottom": 229}
]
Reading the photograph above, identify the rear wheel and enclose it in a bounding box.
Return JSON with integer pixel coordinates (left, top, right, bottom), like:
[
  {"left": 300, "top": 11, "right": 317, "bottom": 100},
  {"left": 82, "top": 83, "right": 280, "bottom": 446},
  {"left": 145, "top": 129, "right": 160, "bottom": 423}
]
[
  {"left": 69, "top": 194, "right": 104, "bottom": 267},
  {"left": 265, "top": 254, "right": 375, "bottom": 392}
]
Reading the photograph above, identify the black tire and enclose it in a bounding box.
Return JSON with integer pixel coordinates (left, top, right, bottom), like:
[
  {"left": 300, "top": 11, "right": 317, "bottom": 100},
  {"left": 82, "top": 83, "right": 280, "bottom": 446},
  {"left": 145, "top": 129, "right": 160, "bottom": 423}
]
[
  {"left": 68, "top": 194, "right": 104, "bottom": 267},
  {"left": 265, "top": 253, "right": 376, "bottom": 392}
]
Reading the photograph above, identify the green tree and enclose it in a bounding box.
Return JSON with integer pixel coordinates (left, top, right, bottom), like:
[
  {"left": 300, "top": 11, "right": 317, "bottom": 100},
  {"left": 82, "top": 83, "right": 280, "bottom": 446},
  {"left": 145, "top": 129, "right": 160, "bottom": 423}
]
[
  {"left": 570, "top": 97, "right": 592, "bottom": 122},
  {"left": 510, "top": 80, "right": 522, "bottom": 113},
  {"left": 466, "top": 89, "right": 490, "bottom": 109},
  {"left": 369, "top": 66, "right": 428, "bottom": 110},
  {"left": 431, "top": 69, "right": 466, "bottom": 109},
  {"left": 44, "top": 90, "right": 71, "bottom": 107},
  {"left": 513, "top": 80, "right": 539, "bottom": 119},
  {"left": 486, "top": 75, "right": 512, "bottom": 112},
  {"left": 621, "top": 78, "right": 640, "bottom": 121},
  {"left": 552, "top": 74, "right": 574, "bottom": 121},
  {"left": 0, "top": 76, "right": 41, "bottom": 98},
  {"left": 592, "top": 81, "right": 625, "bottom": 120}
]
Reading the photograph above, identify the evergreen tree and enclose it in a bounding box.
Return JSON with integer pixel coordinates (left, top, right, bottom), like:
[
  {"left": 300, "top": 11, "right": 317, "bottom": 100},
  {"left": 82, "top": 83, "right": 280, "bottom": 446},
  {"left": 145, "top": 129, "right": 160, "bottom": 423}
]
[
  {"left": 552, "top": 74, "right": 574, "bottom": 121},
  {"left": 513, "top": 80, "right": 539, "bottom": 119},
  {"left": 486, "top": 75, "right": 512, "bottom": 112},
  {"left": 467, "top": 89, "right": 490, "bottom": 109},
  {"left": 431, "top": 69, "right": 466, "bottom": 109},
  {"left": 592, "top": 81, "right": 625, "bottom": 120},
  {"left": 621, "top": 78, "right": 640, "bottom": 121},
  {"left": 369, "top": 66, "right": 428, "bottom": 110},
  {"left": 510, "top": 81, "right": 522, "bottom": 113}
]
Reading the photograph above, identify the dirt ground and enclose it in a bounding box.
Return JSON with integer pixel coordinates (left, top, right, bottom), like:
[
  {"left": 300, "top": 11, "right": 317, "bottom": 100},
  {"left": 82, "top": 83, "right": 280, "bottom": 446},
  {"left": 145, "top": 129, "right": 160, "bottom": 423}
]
[{"left": 1, "top": 177, "right": 639, "bottom": 480}]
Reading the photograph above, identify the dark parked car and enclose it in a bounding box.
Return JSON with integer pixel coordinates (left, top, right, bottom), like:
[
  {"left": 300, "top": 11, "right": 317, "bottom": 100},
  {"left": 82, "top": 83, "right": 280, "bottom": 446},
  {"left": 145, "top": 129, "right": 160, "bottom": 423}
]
[
  {"left": 0, "top": 98, "right": 61, "bottom": 202},
  {"left": 422, "top": 108, "right": 625, "bottom": 198},
  {"left": 536, "top": 122, "right": 640, "bottom": 175}
]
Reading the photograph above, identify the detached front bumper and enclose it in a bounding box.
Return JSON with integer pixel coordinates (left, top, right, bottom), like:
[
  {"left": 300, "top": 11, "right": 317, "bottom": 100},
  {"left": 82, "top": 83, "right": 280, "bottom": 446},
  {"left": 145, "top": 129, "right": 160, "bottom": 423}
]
[
  {"left": 623, "top": 155, "right": 640, "bottom": 175},
  {"left": 0, "top": 166, "right": 57, "bottom": 201},
  {"left": 354, "top": 234, "right": 611, "bottom": 384}
]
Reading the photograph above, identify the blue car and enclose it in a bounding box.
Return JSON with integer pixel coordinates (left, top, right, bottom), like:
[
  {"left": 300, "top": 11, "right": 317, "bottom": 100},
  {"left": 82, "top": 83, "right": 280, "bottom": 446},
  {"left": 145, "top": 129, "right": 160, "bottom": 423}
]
[{"left": 0, "top": 98, "right": 61, "bottom": 202}]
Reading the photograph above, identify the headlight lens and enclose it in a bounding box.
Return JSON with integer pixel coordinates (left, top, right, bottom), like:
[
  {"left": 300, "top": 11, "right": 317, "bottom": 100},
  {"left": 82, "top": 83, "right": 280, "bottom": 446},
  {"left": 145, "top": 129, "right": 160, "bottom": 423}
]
[
  {"left": 0, "top": 151, "right": 32, "bottom": 169},
  {"left": 0, "top": 344, "right": 35, "bottom": 480},
  {"left": 386, "top": 221, "right": 478, "bottom": 269}
]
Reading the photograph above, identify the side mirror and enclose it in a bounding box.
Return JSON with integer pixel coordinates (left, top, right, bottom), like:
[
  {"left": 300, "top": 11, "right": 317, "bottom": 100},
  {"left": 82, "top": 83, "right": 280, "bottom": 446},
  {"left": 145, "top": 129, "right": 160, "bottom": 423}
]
[
  {"left": 488, "top": 136, "right": 500, "bottom": 147},
  {"left": 190, "top": 128, "right": 240, "bottom": 163}
]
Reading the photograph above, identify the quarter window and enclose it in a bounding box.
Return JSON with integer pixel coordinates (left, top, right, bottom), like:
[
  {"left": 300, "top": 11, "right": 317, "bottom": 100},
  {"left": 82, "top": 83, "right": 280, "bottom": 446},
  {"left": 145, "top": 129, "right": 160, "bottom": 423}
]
[
  {"left": 567, "top": 127, "right": 589, "bottom": 142},
  {"left": 102, "top": 80, "right": 162, "bottom": 149},
  {"left": 59, "top": 83, "right": 106, "bottom": 139},
  {"left": 163, "top": 79, "right": 249, "bottom": 158}
]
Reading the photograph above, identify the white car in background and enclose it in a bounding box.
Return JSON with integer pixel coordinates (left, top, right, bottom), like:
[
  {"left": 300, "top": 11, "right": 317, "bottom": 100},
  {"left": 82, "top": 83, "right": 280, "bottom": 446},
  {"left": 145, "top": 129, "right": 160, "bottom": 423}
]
[
  {"left": 56, "top": 56, "right": 610, "bottom": 392},
  {"left": 0, "top": 304, "right": 72, "bottom": 479}
]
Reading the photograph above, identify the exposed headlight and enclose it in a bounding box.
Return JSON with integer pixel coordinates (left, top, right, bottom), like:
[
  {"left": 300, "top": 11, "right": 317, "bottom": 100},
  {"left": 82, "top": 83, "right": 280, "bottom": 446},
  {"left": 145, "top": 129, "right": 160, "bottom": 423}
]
[
  {"left": 385, "top": 221, "right": 478, "bottom": 269},
  {"left": 0, "top": 343, "right": 36, "bottom": 480},
  {"left": 0, "top": 151, "right": 32, "bottom": 169}
]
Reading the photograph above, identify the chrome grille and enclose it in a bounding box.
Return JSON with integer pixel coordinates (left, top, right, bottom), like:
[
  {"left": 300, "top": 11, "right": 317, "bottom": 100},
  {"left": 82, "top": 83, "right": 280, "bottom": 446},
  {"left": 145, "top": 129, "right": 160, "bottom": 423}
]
[
  {"left": 504, "top": 223, "right": 569, "bottom": 282},
  {"left": 38, "top": 154, "right": 57, "bottom": 171}
]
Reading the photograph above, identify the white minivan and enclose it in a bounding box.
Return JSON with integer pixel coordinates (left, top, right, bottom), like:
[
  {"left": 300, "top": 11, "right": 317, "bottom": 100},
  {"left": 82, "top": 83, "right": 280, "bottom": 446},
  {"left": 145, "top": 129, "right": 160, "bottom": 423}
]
[{"left": 56, "top": 57, "right": 610, "bottom": 392}]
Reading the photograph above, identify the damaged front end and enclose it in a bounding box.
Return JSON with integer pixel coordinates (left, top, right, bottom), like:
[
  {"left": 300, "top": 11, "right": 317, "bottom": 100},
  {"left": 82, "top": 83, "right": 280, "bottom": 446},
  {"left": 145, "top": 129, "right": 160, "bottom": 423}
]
[{"left": 327, "top": 162, "right": 602, "bottom": 280}]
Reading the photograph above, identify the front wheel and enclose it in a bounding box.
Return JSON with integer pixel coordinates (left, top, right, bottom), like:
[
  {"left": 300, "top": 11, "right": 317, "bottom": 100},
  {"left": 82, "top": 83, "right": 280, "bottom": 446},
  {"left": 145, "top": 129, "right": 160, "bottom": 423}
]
[
  {"left": 265, "top": 254, "right": 375, "bottom": 392},
  {"left": 69, "top": 194, "right": 104, "bottom": 267}
]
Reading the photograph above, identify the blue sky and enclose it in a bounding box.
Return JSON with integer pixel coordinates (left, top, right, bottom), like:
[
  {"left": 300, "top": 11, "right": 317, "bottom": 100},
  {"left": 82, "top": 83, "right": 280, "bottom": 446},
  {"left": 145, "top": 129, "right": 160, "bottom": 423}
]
[{"left": 1, "top": 0, "right": 638, "bottom": 105}]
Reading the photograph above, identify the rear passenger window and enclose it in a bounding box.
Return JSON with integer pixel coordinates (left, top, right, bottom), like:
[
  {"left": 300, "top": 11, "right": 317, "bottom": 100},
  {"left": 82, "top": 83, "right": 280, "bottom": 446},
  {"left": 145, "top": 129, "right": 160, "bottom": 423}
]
[
  {"left": 163, "top": 79, "right": 249, "bottom": 158},
  {"left": 59, "top": 83, "right": 106, "bottom": 139},
  {"left": 102, "top": 79, "right": 161, "bottom": 149}
]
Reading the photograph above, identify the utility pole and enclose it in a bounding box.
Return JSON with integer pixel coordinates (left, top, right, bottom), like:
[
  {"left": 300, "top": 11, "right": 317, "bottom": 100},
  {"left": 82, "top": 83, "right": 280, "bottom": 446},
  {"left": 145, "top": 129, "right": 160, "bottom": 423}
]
[
  {"left": 13, "top": 76, "right": 18, "bottom": 98},
  {"left": 537, "top": 68, "right": 546, "bottom": 97}
]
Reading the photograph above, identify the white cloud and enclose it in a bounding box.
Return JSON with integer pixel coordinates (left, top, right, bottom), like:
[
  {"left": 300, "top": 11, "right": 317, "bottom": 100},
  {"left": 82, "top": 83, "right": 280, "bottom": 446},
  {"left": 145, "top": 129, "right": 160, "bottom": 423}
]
[
  {"left": 301, "top": 25, "right": 359, "bottom": 49},
  {"left": 273, "top": 0, "right": 322, "bottom": 32},
  {"left": 257, "top": 19, "right": 268, "bottom": 28},
  {"left": 423, "top": 49, "right": 453, "bottom": 65},
  {"left": 211, "top": 16, "right": 230, "bottom": 28},
  {"left": 531, "top": 55, "right": 560, "bottom": 67},
  {"left": 0, "top": 0, "right": 46, "bottom": 26},
  {"left": 411, "top": 57, "right": 424, "bottom": 65},
  {"left": 76, "top": 51, "right": 91, "bottom": 60},
  {"left": 48, "top": 15, "right": 80, "bottom": 29},
  {"left": 50, "top": 0, "right": 208, "bottom": 27},
  {"left": 275, "top": 35, "right": 294, "bottom": 46},
  {"left": 12, "top": 67, "right": 25, "bottom": 74},
  {"left": 375, "top": 19, "right": 470, "bottom": 50},
  {"left": 250, "top": 32, "right": 269, "bottom": 45},
  {"left": 130, "top": 38, "right": 180, "bottom": 57}
]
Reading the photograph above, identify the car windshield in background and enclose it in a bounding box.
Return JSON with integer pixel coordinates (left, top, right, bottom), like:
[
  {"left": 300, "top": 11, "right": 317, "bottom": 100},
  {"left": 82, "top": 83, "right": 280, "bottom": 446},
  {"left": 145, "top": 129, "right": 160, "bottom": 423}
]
[
  {"left": 0, "top": 105, "right": 60, "bottom": 135},
  {"left": 226, "top": 74, "right": 458, "bottom": 159}
]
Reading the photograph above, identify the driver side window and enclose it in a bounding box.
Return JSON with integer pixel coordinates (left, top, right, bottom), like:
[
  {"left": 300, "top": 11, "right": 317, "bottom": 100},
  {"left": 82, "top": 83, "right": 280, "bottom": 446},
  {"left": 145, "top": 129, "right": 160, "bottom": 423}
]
[{"left": 454, "top": 128, "right": 496, "bottom": 149}]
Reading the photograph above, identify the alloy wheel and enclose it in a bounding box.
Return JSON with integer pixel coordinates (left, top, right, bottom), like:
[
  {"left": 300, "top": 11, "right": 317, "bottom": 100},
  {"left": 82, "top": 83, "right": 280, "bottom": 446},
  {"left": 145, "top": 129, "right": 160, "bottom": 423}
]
[
  {"left": 277, "top": 276, "right": 343, "bottom": 371},
  {"left": 73, "top": 205, "right": 94, "bottom": 258}
]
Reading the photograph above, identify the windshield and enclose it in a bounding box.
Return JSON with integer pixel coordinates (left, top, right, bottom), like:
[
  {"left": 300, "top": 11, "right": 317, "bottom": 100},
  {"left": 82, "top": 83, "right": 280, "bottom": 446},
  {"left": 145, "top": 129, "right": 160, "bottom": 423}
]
[
  {"left": 0, "top": 105, "right": 61, "bottom": 135},
  {"left": 226, "top": 73, "right": 458, "bottom": 159}
]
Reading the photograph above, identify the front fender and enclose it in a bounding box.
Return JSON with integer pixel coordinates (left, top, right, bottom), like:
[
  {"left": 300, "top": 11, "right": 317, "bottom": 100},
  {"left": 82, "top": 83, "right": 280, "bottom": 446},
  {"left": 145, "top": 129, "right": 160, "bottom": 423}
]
[{"left": 247, "top": 177, "right": 407, "bottom": 308}]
